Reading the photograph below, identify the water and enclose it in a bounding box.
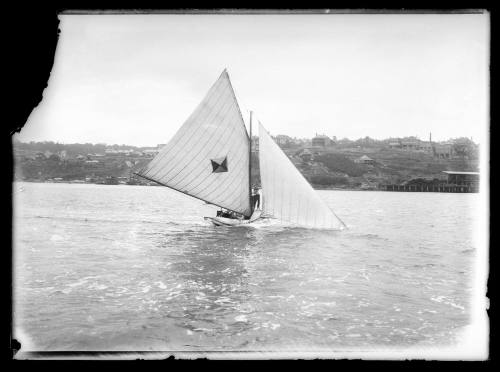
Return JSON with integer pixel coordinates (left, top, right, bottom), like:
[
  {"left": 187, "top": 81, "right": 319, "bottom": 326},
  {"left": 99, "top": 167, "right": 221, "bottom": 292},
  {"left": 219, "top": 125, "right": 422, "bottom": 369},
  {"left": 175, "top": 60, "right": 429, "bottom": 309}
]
[{"left": 13, "top": 182, "right": 479, "bottom": 354}]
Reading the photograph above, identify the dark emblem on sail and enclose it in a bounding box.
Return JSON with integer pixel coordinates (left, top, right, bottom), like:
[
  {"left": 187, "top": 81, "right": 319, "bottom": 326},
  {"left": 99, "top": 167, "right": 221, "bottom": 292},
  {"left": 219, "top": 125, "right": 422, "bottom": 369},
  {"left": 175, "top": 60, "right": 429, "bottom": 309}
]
[{"left": 211, "top": 157, "right": 228, "bottom": 173}]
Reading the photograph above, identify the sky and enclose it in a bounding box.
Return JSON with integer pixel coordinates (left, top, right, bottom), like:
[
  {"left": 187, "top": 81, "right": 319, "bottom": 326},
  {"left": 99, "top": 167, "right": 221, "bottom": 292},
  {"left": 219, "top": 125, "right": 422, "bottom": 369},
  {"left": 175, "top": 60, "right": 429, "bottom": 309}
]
[{"left": 16, "top": 12, "right": 489, "bottom": 147}]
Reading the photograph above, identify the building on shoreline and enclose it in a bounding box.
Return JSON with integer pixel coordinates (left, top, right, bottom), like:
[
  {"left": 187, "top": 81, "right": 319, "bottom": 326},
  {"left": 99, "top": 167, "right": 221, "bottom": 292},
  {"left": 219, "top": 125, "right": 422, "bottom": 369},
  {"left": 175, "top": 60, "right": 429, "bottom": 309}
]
[{"left": 443, "top": 171, "right": 479, "bottom": 188}]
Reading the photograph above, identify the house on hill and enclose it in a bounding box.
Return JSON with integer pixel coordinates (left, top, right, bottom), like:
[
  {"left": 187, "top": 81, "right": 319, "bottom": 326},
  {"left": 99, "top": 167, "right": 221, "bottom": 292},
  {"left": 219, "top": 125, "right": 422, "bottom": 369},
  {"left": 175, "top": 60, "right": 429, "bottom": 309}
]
[
  {"left": 388, "top": 141, "right": 401, "bottom": 149},
  {"left": 312, "top": 134, "right": 333, "bottom": 147},
  {"left": 400, "top": 138, "right": 421, "bottom": 151},
  {"left": 388, "top": 138, "right": 433, "bottom": 152},
  {"left": 142, "top": 148, "right": 160, "bottom": 157},
  {"left": 433, "top": 143, "right": 453, "bottom": 159},
  {"left": 420, "top": 141, "right": 433, "bottom": 152},
  {"left": 355, "top": 155, "right": 375, "bottom": 165},
  {"left": 273, "top": 134, "right": 294, "bottom": 148},
  {"left": 297, "top": 148, "right": 313, "bottom": 162}
]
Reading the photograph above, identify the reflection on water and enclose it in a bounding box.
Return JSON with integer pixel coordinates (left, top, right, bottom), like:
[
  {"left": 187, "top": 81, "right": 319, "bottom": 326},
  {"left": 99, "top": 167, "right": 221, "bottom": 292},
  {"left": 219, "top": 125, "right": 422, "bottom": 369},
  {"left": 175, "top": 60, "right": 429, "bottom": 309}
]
[
  {"left": 13, "top": 183, "right": 479, "bottom": 352},
  {"left": 158, "top": 227, "right": 254, "bottom": 346}
]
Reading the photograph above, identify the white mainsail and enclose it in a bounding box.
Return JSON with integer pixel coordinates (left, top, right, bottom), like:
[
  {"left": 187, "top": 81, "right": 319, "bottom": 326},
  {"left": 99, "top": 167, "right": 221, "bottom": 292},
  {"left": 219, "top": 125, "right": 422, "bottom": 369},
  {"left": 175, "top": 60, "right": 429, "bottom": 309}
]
[
  {"left": 258, "top": 123, "right": 346, "bottom": 230},
  {"left": 137, "top": 70, "right": 252, "bottom": 216}
]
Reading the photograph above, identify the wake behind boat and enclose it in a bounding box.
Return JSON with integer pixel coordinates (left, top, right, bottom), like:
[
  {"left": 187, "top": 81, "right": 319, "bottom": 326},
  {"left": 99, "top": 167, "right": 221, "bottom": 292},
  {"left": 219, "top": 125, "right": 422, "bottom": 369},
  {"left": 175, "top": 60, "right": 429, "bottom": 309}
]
[{"left": 136, "top": 69, "right": 346, "bottom": 230}]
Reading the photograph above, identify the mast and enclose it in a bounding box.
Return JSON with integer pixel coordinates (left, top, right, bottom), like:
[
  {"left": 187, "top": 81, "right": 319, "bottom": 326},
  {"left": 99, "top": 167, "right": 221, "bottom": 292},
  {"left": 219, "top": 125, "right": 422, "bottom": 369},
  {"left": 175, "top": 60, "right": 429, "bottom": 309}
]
[{"left": 249, "top": 110, "right": 253, "bottom": 215}]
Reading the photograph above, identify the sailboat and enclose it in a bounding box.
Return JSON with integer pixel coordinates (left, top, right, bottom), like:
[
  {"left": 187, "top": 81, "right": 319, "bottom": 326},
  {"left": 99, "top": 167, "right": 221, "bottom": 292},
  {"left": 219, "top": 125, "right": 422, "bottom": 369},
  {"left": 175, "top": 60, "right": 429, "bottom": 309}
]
[{"left": 135, "top": 69, "right": 346, "bottom": 230}]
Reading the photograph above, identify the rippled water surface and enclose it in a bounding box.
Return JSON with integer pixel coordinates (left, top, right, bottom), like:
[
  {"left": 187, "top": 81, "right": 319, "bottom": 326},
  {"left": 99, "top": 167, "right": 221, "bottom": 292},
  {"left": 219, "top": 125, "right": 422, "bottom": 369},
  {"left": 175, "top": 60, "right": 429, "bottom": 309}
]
[{"left": 13, "top": 182, "right": 480, "bottom": 352}]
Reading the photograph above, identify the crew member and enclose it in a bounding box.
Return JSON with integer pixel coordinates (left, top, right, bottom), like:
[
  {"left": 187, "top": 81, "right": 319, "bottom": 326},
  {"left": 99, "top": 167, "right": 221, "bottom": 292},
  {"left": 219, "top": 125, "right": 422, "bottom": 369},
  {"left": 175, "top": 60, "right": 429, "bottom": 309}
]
[{"left": 252, "top": 187, "right": 261, "bottom": 209}]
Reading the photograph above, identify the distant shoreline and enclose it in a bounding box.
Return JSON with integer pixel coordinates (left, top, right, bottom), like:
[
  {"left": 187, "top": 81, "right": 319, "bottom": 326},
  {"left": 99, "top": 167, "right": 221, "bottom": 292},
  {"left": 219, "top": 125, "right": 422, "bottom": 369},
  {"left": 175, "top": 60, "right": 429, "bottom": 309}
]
[
  {"left": 14, "top": 180, "right": 375, "bottom": 192},
  {"left": 13, "top": 139, "right": 479, "bottom": 195},
  {"left": 13, "top": 181, "right": 478, "bottom": 193}
]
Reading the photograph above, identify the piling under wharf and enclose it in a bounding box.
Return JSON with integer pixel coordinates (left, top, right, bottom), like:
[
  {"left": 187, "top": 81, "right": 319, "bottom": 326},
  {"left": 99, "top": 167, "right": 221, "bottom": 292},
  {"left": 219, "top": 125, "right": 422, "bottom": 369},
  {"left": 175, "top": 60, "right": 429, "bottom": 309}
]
[{"left": 383, "top": 184, "right": 477, "bottom": 193}]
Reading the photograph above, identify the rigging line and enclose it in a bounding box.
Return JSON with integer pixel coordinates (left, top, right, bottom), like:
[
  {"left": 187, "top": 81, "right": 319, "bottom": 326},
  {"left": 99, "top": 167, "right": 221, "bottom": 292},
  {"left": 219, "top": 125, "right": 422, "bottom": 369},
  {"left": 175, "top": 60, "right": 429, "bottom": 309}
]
[
  {"left": 329, "top": 205, "right": 347, "bottom": 229},
  {"left": 225, "top": 70, "right": 250, "bottom": 141}
]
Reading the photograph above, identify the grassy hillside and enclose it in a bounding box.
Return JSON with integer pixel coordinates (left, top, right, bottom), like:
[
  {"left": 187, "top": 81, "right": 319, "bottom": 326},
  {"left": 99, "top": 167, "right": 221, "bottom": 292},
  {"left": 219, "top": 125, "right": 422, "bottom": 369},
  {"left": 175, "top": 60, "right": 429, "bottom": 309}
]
[
  {"left": 14, "top": 141, "right": 480, "bottom": 190},
  {"left": 306, "top": 147, "right": 479, "bottom": 189}
]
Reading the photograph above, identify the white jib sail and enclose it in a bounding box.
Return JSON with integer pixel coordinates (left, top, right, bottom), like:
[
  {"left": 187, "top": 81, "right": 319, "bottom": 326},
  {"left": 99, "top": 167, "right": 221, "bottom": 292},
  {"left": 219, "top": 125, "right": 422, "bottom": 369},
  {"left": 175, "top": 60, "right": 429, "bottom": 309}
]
[
  {"left": 258, "top": 123, "right": 345, "bottom": 230},
  {"left": 138, "top": 70, "right": 251, "bottom": 216}
]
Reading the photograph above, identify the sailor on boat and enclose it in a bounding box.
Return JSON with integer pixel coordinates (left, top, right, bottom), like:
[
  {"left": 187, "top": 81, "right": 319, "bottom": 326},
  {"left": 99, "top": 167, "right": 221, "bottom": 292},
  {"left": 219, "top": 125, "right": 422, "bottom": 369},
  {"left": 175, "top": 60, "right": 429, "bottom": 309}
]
[
  {"left": 251, "top": 186, "right": 261, "bottom": 210},
  {"left": 216, "top": 209, "right": 241, "bottom": 219}
]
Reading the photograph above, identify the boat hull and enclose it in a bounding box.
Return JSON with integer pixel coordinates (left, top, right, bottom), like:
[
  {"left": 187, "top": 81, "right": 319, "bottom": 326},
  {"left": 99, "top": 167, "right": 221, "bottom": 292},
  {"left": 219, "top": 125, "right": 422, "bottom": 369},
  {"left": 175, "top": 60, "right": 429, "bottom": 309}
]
[
  {"left": 204, "top": 209, "right": 263, "bottom": 227},
  {"left": 204, "top": 216, "right": 252, "bottom": 227}
]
